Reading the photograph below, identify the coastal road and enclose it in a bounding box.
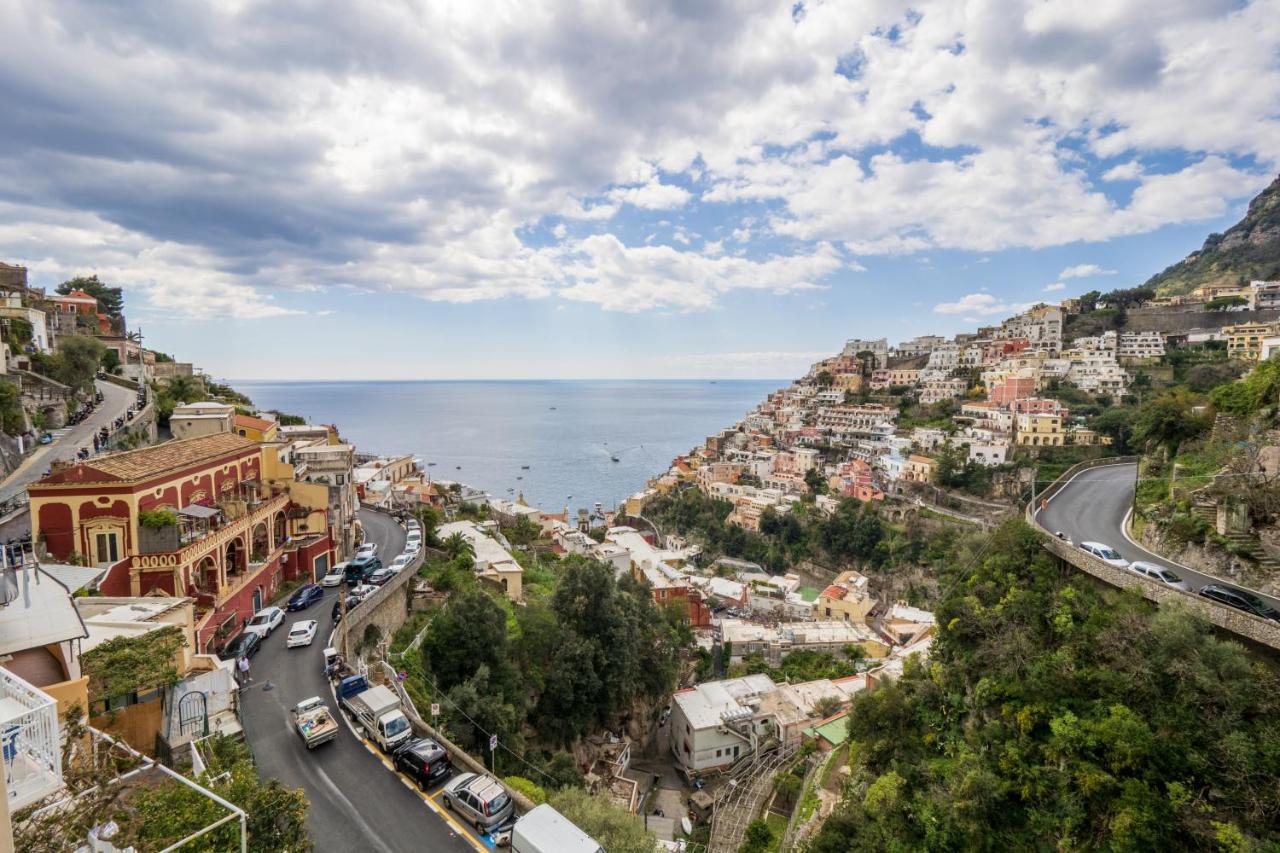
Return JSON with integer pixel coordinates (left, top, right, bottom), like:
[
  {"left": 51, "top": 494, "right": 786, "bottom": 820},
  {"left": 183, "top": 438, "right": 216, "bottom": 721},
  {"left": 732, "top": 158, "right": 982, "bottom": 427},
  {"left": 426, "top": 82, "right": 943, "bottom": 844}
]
[
  {"left": 1036, "top": 462, "right": 1280, "bottom": 611},
  {"left": 0, "top": 379, "right": 135, "bottom": 504},
  {"left": 240, "top": 509, "right": 480, "bottom": 853}
]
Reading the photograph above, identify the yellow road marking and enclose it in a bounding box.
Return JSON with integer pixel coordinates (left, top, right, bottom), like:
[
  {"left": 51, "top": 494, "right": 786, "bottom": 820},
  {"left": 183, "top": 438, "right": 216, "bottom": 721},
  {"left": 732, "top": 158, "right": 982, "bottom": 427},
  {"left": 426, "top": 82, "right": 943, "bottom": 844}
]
[{"left": 357, "top": 735, "right": 487, "bottom": 853}]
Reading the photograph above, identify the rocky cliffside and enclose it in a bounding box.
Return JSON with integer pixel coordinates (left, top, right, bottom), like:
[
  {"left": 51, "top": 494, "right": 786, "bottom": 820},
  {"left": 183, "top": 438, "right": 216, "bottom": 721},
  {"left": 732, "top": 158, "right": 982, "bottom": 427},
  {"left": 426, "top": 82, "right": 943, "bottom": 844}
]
[{"left": 1145, "top": 173, "right": 1280, "bottom": 296}]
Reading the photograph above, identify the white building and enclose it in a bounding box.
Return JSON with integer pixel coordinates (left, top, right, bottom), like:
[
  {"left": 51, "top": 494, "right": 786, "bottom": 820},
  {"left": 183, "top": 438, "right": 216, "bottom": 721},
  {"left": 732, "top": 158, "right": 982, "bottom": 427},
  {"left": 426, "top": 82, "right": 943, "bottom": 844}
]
[
  {"left": 926, "top": 342, "right": 960, "bottom": 370},
  {"left": 841, "top": 337, "right": 889, "bottom": 368},
  {"left": 437, "top": 520, "right": 523, "bottom": 600},
  {"left": 918, "top": 377, "right": 968, "bottom": 405}
]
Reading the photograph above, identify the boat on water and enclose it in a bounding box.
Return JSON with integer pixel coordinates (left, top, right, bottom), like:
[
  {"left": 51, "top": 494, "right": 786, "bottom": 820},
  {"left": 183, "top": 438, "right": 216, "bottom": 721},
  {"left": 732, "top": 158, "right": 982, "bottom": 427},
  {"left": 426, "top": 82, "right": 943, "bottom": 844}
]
[
  {"left": 610, "top": 455, "right": 620, "bottom": 463},
  {"left": 521, "top": 465, "right": 530, "bottom": 470}
]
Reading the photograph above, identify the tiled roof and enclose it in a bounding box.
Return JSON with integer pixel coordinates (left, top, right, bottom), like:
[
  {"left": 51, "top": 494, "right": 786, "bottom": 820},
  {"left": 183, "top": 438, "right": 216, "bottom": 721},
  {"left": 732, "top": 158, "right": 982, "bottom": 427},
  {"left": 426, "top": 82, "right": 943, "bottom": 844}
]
[
  {"left": 41, "top": 433, "right": 257, "bottom": 485},
  {"left": 234, "top": 414, "right": 276, "bottom": 432}
]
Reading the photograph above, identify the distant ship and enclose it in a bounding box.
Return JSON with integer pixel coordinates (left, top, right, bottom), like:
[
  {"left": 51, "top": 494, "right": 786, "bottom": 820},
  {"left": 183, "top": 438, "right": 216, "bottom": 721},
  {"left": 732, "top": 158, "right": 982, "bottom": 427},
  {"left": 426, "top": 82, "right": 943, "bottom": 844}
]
[
  {"left": 610, "top": 455, "right": 620, "bottom": 463},
  {"left": 549, "top": 406, "right": 557, "bottom": 410},
  {"left": 521, "top": 465, "right": 530, "bottom": 470}
]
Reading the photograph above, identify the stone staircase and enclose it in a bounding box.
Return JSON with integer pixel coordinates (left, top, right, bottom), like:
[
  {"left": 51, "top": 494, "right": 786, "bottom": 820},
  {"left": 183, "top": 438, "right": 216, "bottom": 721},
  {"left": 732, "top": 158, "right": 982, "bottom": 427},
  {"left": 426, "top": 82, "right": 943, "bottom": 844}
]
[{"left": 1223, "top": 532, "right": 1280, "bottom": 574}]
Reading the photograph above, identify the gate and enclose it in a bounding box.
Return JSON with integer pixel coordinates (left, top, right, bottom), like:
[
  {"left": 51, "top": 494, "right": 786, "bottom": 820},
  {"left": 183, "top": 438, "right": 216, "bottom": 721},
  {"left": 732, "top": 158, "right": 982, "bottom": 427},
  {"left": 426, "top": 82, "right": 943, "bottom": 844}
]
[
  {"left": 177, "top": 691, "right": 209, "bottom": 738},
  {"left": 251, "top": 586, "right": 263, "bottom": 612}
]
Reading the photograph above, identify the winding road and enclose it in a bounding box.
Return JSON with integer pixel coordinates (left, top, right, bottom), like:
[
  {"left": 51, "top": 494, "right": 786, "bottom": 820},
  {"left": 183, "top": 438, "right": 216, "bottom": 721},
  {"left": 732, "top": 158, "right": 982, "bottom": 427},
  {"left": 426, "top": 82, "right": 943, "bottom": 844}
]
[
  {"left": 1035, "top": 461, "right": 1280, "bottom": 612},
  {"left": 0, "top": 378, "right": 135, "bottom": 504},
  {"left": 240, "top": 509, "right": 484, "bottom": 853}
]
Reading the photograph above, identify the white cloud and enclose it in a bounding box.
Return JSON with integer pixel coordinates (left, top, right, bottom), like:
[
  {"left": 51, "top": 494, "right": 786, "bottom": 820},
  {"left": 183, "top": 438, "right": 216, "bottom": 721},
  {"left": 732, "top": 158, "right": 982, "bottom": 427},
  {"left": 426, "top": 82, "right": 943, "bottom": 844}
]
[
  {"left": 0, "top": 0, "right": 1275, "bottom": 322},
  {"left": 1044, "top": 282, "right": 1066, "bottom": 292},
  {"left": 934, "top": 292, "right": 1032, "bottom": 316},
  {"left": 1058, "top": 264, "right": 1116, "bottom": 279}
]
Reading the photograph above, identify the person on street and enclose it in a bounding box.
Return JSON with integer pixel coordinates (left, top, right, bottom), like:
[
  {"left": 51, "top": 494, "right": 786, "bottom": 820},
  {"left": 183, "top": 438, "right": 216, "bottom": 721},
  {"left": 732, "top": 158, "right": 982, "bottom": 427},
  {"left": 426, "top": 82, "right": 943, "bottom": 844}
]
[{"left": 237, "top": 655, "right": 251, "bottom": 685}]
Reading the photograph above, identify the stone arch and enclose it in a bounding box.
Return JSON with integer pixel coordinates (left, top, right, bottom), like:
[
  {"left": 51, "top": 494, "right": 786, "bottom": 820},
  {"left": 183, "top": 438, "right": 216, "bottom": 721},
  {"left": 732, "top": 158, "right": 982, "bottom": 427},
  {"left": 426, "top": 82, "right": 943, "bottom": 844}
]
[
  {"left": 250, "top": 522, "right": 269, "bottom": 562},
  {"left": 272, "top": 511, "right": 287, "bottom": 549},
  {"left": 225, "top": 536, "right": 246, "bottom": 580},
  {"left": 193, "top": 554, "right": 219, "bottom": 596}
]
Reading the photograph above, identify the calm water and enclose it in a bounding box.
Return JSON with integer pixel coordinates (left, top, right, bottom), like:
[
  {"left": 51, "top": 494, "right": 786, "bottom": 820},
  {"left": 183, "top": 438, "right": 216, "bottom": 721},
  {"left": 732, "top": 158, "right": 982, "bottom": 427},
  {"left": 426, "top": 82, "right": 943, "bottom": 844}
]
[{"left": 232, "top": 380, "right": 779, "bottom": 512}]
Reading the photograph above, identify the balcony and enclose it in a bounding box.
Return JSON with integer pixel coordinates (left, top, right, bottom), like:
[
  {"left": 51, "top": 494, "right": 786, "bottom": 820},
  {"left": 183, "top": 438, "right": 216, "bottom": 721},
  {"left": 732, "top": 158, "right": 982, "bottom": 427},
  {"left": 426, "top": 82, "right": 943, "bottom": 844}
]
[{"left": 0, "top": 667, "right": 62, "bottom": 811}]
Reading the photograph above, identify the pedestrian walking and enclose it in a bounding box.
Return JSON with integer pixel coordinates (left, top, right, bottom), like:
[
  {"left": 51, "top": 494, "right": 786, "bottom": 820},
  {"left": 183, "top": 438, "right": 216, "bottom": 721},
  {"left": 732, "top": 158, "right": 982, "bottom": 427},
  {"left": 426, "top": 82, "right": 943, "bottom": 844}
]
[{"left": 237, "top": 655, "right": 252, "bottom": 685}]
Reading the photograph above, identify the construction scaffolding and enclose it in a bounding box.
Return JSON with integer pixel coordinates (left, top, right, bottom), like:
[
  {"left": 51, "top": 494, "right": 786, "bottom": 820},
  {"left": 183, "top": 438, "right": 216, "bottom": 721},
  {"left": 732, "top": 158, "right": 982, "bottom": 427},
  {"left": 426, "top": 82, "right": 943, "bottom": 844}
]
[{"left": 706, "top": 744, "right": 798, "bottom": 853}]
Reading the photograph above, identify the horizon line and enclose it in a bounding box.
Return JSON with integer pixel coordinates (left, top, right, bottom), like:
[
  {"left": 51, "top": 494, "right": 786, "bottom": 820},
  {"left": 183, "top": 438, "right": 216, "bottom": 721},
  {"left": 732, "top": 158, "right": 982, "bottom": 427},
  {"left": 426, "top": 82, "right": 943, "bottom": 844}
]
[{"left": 224, "top": 376, "right": 793, "bottom": 383}]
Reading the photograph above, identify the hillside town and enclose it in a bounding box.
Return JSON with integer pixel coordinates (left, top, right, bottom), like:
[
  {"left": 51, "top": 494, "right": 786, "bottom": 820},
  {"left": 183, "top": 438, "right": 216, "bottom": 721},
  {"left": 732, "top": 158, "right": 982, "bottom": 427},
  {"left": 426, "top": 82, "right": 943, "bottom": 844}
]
[{"left": 2, "top": 250, "right": 1280, "bottom": 852}]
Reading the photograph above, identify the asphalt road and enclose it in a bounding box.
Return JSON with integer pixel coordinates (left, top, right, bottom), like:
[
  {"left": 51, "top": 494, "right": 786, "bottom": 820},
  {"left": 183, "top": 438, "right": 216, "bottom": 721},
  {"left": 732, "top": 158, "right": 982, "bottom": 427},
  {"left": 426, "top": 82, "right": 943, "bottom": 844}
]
[
  {"left": 0, "top": 378, "right": 136, "bottom": 503},
  {"left": 240, "top": 509, "right": 482, "bottom": 853},
  {"left": 1036, "top": 462, "right": 1280, "bottom": 611}
]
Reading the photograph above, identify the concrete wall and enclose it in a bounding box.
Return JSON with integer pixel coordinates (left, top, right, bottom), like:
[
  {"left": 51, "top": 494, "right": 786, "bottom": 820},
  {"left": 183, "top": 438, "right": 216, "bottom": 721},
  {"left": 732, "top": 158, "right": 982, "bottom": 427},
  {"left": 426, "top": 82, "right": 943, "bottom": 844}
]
[
  {"left": 1124, "top": 306, "right": 1280, "bottom": 334},
  {"left": 1042, "top": 536, "right": 1280, "bottom": 651}
]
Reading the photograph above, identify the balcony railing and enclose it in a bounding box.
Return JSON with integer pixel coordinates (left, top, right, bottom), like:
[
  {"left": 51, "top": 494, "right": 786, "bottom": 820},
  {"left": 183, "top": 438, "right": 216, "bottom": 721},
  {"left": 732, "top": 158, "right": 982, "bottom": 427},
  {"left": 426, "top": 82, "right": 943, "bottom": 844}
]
[{"left": 0, "top": 667, "right": 62, "bottom": 811}]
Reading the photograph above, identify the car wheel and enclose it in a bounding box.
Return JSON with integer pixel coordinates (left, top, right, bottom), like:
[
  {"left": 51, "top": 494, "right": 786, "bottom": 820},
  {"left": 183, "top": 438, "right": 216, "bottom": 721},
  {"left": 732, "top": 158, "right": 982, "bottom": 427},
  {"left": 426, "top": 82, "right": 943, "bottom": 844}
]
[
  {"left": 475, "top": 820, "right": 486, "bottom": 834},
  {"left": 443, "top": 796, "right": 453, "bottom": 810}
]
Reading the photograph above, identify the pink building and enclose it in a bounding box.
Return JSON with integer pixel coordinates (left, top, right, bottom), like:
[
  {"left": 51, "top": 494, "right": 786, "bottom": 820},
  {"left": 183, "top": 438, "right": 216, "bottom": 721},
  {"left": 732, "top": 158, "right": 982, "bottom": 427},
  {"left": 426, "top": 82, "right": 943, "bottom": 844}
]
[{"left": 989, "top": 376, "right": 1037, "bottom": 406}]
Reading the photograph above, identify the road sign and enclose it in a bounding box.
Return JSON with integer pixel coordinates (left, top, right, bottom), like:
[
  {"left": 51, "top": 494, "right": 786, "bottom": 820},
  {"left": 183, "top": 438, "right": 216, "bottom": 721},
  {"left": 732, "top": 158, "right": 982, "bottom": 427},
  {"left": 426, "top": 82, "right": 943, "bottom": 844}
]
[
  {"left": 489, "top": 734, "right": 498, "bottom": 752},
  {"left": 430, "top": 703, "right": 440, "bottom": 717}
]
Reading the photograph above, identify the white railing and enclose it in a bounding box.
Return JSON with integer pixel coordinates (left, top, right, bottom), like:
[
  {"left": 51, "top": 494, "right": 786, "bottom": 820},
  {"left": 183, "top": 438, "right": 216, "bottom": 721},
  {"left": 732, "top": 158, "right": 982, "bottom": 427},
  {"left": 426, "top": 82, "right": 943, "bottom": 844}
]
[{"left": 0, "top": 667, "right": 62, "bottom": 810}]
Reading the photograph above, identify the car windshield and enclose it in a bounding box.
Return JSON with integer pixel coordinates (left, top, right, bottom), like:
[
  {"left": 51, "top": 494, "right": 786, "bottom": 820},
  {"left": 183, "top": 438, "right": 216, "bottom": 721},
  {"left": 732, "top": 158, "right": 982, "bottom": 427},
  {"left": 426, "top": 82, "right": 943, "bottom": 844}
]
[
  {"left": 486, "top": 793, "right": 510, "bottom": 815},
  {"left": 291, "top": 626, "right": 309, "bottom": 635},
  {"left": 248, "top": 615, "right": 269, "bottom": 625},
  {"left": 385, "top": 716, "right": 410, "bottom": 737},
  {"left": 1158, "top": 571, "right": 1180, "bottom": 583},
  {"left": 1098, "top": 547, "right": 1120, "bottom": 559}
]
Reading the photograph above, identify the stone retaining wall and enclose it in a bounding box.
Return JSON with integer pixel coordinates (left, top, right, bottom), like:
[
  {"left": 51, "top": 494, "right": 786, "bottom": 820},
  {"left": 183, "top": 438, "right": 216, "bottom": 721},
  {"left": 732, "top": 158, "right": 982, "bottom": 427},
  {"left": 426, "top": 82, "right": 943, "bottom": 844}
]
[{"left": 1042, "top": 536, "right": 1280, "bottom": 651}]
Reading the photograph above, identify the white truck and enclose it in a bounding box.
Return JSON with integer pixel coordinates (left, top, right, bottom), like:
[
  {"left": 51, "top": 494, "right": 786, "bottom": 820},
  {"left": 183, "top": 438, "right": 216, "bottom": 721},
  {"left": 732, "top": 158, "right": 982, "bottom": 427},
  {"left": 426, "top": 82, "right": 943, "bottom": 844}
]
[
  {"left": 508, "top": 804, "right": 603, "bottom": 853},
  {"left": 291, "top": 697, "right": 339, "bottom": 750},
  {"left": 336, "top": 675, "right": 412, "bottom": 753}
]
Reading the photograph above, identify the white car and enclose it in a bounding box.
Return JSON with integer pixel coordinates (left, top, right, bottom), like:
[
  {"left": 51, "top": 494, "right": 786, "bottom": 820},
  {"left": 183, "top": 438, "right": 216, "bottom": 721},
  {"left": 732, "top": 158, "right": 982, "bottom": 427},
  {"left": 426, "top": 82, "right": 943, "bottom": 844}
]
[
  {"left": 243, "top": 606, "right": 284, "bottom": 639},
  {"left": 390, "top": 554, "right": 412, "bottom": 573},
  {"left": 355, "top": 542, "right": 378, "bottom": 558},
  {"left": 406, "top": 519, "right": 421, "bottom": 532},
  {"left": 286, "top": 620, "right": 319, "bottom": 648},
  {"left": 403, "top": 538, "right": 422, "bottom": 555},
  {"left": 1080, "top": 541, "right": 1129, "bottom": 569},
  {"left": 320, "top": 562, "right": 348, "bottom": 587},
  {"left": 1129, "top": 561, "right": 1192, "bottom": 591},
  {"left": 350, "top": 583, "right": 378, "bottom": 602}
]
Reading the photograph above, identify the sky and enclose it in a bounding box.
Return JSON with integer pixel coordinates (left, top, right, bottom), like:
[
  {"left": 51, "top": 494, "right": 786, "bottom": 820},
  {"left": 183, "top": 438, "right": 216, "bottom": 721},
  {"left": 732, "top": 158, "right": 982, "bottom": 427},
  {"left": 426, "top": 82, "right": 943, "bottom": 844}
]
[{"left": 1, "top": 0, "right": 1278, "bottom": 381}]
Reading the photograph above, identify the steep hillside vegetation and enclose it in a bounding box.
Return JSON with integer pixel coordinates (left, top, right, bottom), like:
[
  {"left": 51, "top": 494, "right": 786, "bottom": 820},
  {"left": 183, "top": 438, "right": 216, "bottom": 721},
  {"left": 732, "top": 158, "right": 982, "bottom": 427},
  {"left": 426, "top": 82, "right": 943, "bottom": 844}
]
[
  {"left": 1145, "top": 173, "right": 1280, "bottom": 296},
  {"left": 809, "top": 522, "right": 1280, "bottom": 852}
]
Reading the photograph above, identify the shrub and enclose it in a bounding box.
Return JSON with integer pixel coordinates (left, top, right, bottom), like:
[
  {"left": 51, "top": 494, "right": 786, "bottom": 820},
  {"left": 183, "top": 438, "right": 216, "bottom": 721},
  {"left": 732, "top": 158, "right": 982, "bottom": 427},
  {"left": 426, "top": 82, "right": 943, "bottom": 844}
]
[
  {"left": 138, "top": 509, "right": 179, "bottom": 530},
  {"left": 503, "top": 776, "right": 547, "bottom": 805}
]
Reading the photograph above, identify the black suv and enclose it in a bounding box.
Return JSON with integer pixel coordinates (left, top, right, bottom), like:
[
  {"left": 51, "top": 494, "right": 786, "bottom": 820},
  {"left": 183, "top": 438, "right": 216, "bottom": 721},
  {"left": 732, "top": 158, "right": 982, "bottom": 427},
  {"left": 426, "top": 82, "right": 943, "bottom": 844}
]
[
  {"left": 393, "top": 738, "right": 453, "bottom": 789},
  {"left": 221, "top": 631, "right": 261, "bottom": 661},
  {"left": 1199, "top": 584, "right": 1280, "bottom": 622}
]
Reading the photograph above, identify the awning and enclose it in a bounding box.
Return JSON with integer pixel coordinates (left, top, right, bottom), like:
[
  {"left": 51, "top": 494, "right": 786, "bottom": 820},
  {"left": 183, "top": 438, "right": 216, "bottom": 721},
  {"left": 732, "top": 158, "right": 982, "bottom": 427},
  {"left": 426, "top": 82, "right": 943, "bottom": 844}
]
[{"left": 179, "top": 505, "right": 220, "bottom": 520}]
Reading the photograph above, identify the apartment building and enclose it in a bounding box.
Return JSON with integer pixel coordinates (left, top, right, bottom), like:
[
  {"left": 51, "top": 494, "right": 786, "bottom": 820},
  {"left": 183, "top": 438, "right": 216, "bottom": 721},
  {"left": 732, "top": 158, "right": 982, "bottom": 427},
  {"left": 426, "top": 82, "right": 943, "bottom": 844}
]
[
  {"left": 718, "top": 619, "right": 888, "bottom": 666},
  {"left": 840, "top": 337, "right": 889, "bottom": 367},
  {"left": 1226, "top": 321, "right": 1280, "bottom": 361},
  {"left": 1015, "top": 412, "right": 1065, "bottom": 447},
  {"left": 918, "top": 377, "right": 968, "bottom": 405}
]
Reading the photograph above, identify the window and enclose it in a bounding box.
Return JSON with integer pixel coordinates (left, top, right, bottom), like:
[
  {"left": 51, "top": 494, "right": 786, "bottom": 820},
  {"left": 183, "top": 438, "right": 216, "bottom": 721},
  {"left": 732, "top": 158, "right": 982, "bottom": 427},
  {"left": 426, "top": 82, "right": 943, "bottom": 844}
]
[{"left": 94, "top": 532, "right": 120, "bottom": 563}]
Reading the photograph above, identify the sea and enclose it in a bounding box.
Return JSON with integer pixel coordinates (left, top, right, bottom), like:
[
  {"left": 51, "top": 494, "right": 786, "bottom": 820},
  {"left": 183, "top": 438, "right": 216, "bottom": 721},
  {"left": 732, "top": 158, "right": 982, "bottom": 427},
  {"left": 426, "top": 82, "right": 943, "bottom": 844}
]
[{"left": 232, "top": 380, "right": 780, "bottom": 513}]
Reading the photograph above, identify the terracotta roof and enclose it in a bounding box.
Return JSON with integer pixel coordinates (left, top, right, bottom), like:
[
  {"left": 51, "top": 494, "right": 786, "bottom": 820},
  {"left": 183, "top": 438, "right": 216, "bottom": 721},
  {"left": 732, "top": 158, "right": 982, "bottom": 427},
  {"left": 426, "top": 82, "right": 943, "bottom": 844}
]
[
  {"left": 234, "top": 414, "right": 277, "bottom": 432},
  {"left": 53, "top": 289, "right": 97, "bottom": 303},
  {"left": 38, "top": 433, "right": 257, "bottom": 485},
  {"left": 819, "top": 584, "right": 845, "bottom": 601}
]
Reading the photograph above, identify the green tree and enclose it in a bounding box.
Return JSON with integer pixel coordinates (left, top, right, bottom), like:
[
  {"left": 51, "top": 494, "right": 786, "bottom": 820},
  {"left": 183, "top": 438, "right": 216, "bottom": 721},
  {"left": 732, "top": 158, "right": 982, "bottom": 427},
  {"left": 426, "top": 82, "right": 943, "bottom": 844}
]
[
  {"left": 547, "top": 787, "right": 657, "bottom": 853},
  {"left": 422, "top": 587, "right": 511, "bottom": 690},
  {"left": 100, "top": 347, "right": 122, "bottom": 375},
  {"left": 442, "top": 531, "right": 476, "bottom": 561},
  {"left": 0, "top": 381, "right": 25, "bottom": 435},
  {"left": 817, "top": 499, "right": 884, "bottom": 566},
  {"left": 740, "top": 818, "right": 774, "bottom": 853},
  {"left": 816, "top": 370, "right": 834, "bottom": 388},
  {"left": 57, "top": 275, "right": 125, "bottom": 320},
  {"left": 1132, "top": 389, "right": 1211, "bottom": 456}
]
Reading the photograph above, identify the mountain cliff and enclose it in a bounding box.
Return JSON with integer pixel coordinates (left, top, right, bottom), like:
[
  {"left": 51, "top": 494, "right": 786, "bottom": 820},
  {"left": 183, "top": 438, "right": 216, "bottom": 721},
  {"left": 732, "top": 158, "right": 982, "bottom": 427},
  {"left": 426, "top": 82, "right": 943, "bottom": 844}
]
[{"left": 1144, "top": 173, "right": 1280, "bottom": 296}]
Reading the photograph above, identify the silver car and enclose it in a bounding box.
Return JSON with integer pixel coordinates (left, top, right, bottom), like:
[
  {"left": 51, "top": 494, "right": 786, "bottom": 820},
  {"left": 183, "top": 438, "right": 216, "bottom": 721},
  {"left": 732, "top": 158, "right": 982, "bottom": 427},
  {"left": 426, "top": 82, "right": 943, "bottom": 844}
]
[
  {"left": 1129, "top": 561, "right": 1191, "bottom": 592},
  {"left": 441, "top": 772, "right": 514, "bottom": 833},
  {"left": 1080, "top": 541, "right": 1129, "bottom": 569}
]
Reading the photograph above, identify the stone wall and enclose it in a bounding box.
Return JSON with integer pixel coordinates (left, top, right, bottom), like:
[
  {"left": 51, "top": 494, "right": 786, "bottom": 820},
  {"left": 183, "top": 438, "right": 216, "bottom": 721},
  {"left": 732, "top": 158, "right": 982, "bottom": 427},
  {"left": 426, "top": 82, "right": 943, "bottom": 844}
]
[
  {"left": 335, "top": 549, "right": 422, "bottom": 656},
  {"left": 1123, "top": 306, "right": 1280, "bottom": 334},
  {"left": 1042, "top": 536, "right": 1280, "bottom": 651}
]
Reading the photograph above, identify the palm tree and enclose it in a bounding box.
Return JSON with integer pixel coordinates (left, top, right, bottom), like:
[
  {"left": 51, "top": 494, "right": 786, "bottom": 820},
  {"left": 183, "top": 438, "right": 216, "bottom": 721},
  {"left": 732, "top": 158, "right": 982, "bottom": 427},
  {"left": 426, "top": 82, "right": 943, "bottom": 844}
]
[{"left": 442, "top": 532, "right": 475, "bottom": 561}]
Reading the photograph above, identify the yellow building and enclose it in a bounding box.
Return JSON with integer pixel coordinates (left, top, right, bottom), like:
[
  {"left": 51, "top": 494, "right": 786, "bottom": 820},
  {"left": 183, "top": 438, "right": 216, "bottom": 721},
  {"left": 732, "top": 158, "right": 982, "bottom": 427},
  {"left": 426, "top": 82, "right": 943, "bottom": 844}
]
[
  {"left": 902, "top": 455, "right": 937, "bottom": 484},
  {"left": 1225, "top": 322, "right": 1280, "bottom": 361},
  {"left": 234, "top": 413, "right": 279, "bottom": 442},
  {"left": 817, "top": 570, "right": 877, "bottom": 624},
  {"left": 1015, "top": 412, "right": 1065, "bottom": 447}
]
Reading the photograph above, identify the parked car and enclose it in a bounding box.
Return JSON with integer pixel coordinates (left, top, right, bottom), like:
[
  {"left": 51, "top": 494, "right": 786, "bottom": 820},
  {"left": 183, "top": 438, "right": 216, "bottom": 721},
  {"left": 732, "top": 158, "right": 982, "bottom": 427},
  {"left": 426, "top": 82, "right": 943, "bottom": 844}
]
[
  {"left": 350, "top": 583, "right": 378, "bottom": 601},
  {"left": 243, "top": 606, "right": 285, "bottom": 639},
  {"left": 1129, "top": 561, "right": 1191, "bottom": 591},
  {"left": 406, "top": 518, "right": 421, "bottom": 532},
  {"left": 38, "top": 433, "right": 53, "bottom": 445},
  {"left": 1199, "top": 584, "right": 1280, "bottom": 622},
  {"left": 287, "top": 620, "right": 319, "bottom": 648},
  {"left": 320, "top": 562, "right": 348, "bottom": 587},
  {"left": 332, "top": 593, "right": 361, "bottom": 621},
  {"left": 389, "top": 554, "right": 412, "bottom": 572},
  {"left": 403, "top": 540, "right": 421, "bottom": 555},
  {"left": 356, "top": 542, "right": 378, "bottom": 558},
  {"left": 393, "top": 737, "right": 453, "bottom": 789},
  {"left": 286, "top": 584, "right": 325, "bottom": 611},
  {"left": 441, "top": 772, "right": 515, "bottom": 832},
  {"left": 1079, "top": 541, "right": 1129, "bottom": 568},
  {"left": 221, "top": 631, "right": 261, "bottom": 661},
  {"left": 368, "top": 567, "right": 396, "bottom": 586}
]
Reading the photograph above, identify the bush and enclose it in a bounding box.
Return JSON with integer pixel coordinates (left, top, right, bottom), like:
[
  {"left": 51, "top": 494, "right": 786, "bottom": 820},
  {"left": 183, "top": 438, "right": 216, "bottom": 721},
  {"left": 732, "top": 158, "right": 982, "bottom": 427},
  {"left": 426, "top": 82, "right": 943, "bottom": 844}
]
[
  {"left": 138, "top": 509, "right": 178, "bottom": 530},
  {"left": 503, "top": 776, "right": 547, "bottom": 805}
]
